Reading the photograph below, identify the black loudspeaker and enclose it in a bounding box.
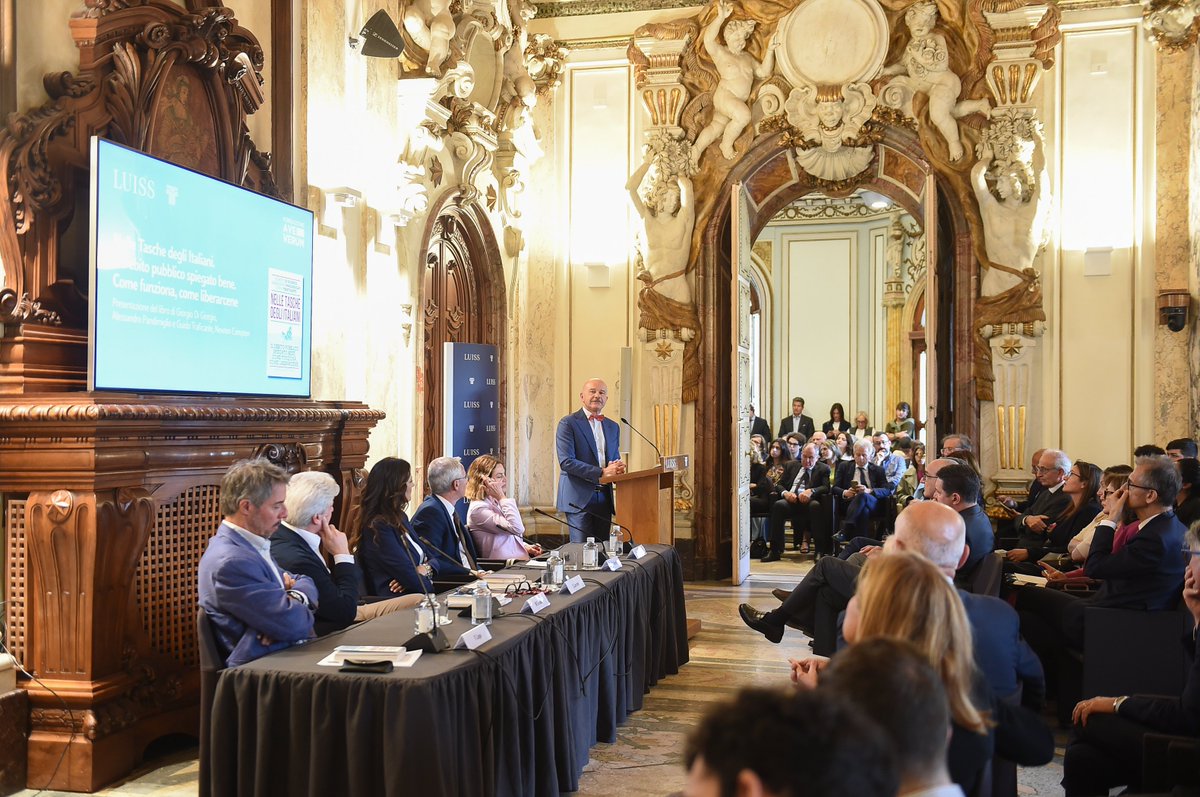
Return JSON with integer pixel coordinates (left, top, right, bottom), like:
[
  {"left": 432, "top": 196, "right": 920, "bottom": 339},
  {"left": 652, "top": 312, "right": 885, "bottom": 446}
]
[
  {"left": 358, "top": 9, "right": 404, "bottom": 59},
  {"left": 403, "top": 626, "right": 451, "bottom": 654}
]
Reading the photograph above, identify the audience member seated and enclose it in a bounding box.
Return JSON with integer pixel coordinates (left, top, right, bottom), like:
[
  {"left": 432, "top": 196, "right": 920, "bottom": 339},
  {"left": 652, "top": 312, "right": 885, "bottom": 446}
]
[
  {"left": 766, "top": 443, "right": 832, "bottom": 561},
  {"left": 850, "top": 411, "right": 873, "bottom": 440},
  {"left": 873, "top": 431, "right": 907, "bottom": 490},
  {"left": 784, "top": 432, "right": 805, "bottom": 460},
  {"left": 834, "top": 432, "right": 853, "bottom": 461},
  {"left": 818, "top": 439, "right": 840, "bottom": 476},
  {"left": 932, "top": 463, "right": 995, "bottom": 583},
  {"left": 270, "top": 470, "right": 417, "bottom": 636},
  {"left": 790, "top": 552, "right": 992, "bottom": 793},
  {"left": 198, "top": 458, "right": 318, "bottom": 667},
  {"left": 1064, "top": 465, "right": 1132, "bottom": 565},
  {"left": 1061, "top": 519, "right": 1200, "bottom": 796},
  {"left": 1178, "top": 457, "right": 1200, "bottom": 528},
  {"left": 1006, "top": 459, "right": 1101, "bottom": 575},
  {"left": 465, "top": 454, "right": 542, "bottom": 560},
  {"left": 822, "top": 638, "right": 975, "bottom": 797},
  {"left": 412, "top": 456, "right": 487, "bottom": 585},
  {"left": 751, "top": 438, "right": 793, "bottom": 516},
  {"left": 353, "top": 457, "right": 438, "bottom": 597},
  {"left": 1007, "top": 448, "right": 1074, "bottom": 561},
  {"left": 939, "top": 432, "right": 974, "bottom": 457},
  {"left": 1135, "top": 443, "right": 1168, "bottom": 458},
  {"left": 1017, "top": 456, "right": 1187, "bottom": 674},
  {"left": 834, "top": 439, "right": 894, "bottom": 539},
  {"left": 778, "top": 396, "right": 815, "bottom": 439},
  {"left": 1168, "top": 438, "right": 1199, "bottom": 461},
  {"left": 885, "top": 400, "right": 917, "bottom": 441},
  {"left": 896, "top": 441, "right": 927, "bottom": 509},
  {"left": 749, "top": 432, "right": 767, "bottom": 462},
  {"left": 747, "top": 403, "right": 772, "bottom": 441},
  {"left": 999, "top": 448, "right": 1047, "bottom": 515},
  {"left": 682, "top": 686, "right": 898, "bottom": 797},
  {"left": 822, "top": 402, "right": 851, "bottom": 436}
]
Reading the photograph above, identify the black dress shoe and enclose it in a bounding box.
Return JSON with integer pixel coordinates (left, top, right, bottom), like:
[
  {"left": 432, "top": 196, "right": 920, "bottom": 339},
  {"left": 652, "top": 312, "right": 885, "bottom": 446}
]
[
  {"left": 771, "top": 588, "right": 791, "bottom": 603},
  {"left": 762, "top": 552, "right": 782, "bottom": 562},
  {"left": 738, "top": 604, "right": 784, "bottom": 643}
]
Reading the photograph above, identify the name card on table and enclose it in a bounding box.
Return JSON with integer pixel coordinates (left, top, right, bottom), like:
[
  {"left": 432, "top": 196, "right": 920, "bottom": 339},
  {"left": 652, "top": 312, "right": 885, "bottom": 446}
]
[
  {"left": 602, "top": 556, "right": 622, "bottom": 571},
  {"left": 454, "top": 624, "right": 492, "bottom": 650},
  {"left": 521, "top": 592, "right": 551, "bottom": 614},
  {"left": 563, "top": 575, "right": 585, "bottom": 594},
  {"left": 630, "top": 545, "right": 647, "bottom": 559}
]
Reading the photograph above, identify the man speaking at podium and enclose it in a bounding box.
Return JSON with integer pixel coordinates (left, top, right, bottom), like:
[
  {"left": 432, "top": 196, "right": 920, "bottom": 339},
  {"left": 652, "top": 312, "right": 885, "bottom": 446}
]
[{"left": 556, "top": 378, "right": 626, "bottom": 543}]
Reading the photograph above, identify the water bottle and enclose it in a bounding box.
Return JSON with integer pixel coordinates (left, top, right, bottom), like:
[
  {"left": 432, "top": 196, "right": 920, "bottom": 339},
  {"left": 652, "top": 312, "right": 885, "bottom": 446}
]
[
  {"left": 471, "top": 581, "right": 493, "bottom": 626},
  {"left": 608, "top": 524, "right": 622, "bottom": 557},
  {"left": 583, "top": 537, "right": 599, "bottom": 569},
  {"left": 415, "top": 593, "right": 435, "bottom": 634},
  {"left": 545, "top": 548, "right": 564, "bottom": 589}
]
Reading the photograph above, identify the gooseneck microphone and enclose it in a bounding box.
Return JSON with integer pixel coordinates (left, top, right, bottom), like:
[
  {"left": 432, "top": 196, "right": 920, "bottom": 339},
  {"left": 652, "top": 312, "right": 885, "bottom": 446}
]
[
  {"left": 568, "top": 502, "right": 637, "bottom": 549},
  {"left": 533, "top": 507, "right": 586, "bottom": 539},
  {"left": 620, "top": 417, "right": 662, "bottom": 460}
]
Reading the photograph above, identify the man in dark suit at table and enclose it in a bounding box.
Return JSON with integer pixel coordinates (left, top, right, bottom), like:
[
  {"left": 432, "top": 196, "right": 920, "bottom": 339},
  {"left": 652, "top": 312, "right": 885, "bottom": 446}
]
[
  {"left": 777, "top": 396, "right": 815, "bottom": 440},
  {"left": 765, "top": 443, "right": 831, "bottom": 561},
  {"left": 413, "top": 456, "right": 486, "bottom": 585},
  {"left": 198, "top": 458, "right": 318, "bottom": 667},
  {"left": 556, "top": 377, "right": 626, "bottom": 543},
  {"left": 834, "top": 439, "right": 893, "bottom": 539},
  {"left": 748, "top": 403, "right": 771, "bottom": 441},
  {"left": 271, "top": 470, "right": 417, "bottom": 636}
]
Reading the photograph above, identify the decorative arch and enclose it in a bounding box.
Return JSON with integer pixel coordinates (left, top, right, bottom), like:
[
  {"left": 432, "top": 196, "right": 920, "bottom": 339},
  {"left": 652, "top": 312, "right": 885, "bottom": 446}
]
[
  {"left": 690, "top": 127, "right": 979, "bottom": 579},
  {"left": 417, "top": 192, "right": 508, "bottom": 466}
]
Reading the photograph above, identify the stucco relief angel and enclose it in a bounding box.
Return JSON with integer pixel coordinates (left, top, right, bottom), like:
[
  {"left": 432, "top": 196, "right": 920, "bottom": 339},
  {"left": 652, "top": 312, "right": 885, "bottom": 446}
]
[
  {"left": 784, "top": 82, "right": 876, "bottom": 182},
  {"left": 404, "top": 0, "right": 455, "bottom": 75},
  {"left": 972, "top": 135, "right": 1050, "bottom": 295},
  {"left": 881, "top": 1, "right": 989, "bottom": 161},
  {"left": 689, "top": 0, "right": 780, "bottom": 168}
]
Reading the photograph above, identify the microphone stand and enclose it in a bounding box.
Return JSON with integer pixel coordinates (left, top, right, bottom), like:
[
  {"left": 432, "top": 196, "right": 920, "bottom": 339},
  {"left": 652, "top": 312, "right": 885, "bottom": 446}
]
[
  {"left": 620, "top": 417, "right": 662, "bottom": 461},
  {"left": 568, "top": 502, "right": 637, "bottom": 551}
]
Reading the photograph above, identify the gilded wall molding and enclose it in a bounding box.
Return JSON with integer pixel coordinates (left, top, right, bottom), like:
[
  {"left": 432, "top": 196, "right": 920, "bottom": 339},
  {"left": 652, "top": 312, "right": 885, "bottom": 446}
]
[{"left": 536, "top": 0, "right": 703, "bottom": 18}]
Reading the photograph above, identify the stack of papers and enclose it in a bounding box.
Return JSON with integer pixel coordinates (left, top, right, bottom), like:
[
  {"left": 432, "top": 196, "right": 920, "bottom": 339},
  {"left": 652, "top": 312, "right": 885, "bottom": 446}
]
[
  {"left": 317, "top": 645, "right": 423, "bottom": 668},
  {"left": 1011, "top": 573, "right": 1048, "bottom": 587}
]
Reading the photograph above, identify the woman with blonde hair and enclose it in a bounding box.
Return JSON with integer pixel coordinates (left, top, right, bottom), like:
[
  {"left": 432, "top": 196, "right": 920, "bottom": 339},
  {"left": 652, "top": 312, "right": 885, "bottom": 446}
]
[
  {"left": 793, "top": 551, "right": 993, "bottom": 792},
  {"left": 465, "top": 454, "right": 542, "bottom": 560}
]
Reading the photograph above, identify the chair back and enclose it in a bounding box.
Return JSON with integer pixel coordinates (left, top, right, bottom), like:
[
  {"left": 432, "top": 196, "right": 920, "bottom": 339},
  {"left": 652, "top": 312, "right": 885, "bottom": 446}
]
[
  {"left": 967, "top": 552, "right": 1004, "bottom": 597},
  {"left": 196, "top": 608, "right": 225, "bottom": 797}
]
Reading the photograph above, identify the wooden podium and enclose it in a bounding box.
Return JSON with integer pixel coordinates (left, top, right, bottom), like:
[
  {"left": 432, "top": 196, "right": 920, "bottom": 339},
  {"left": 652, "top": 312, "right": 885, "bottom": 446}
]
[{"left": 601, "top": 455, "right": 688, "bottom": 546}]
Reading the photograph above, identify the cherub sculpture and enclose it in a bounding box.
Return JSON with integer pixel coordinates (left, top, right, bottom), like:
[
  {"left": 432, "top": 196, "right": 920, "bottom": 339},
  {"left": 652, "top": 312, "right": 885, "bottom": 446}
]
[
  {"left": 784, "top": 82, "right": 877, "bottom": 181},
  {"left": 502, "top": 0, "right": 537, "bottom": 108},
  {"left": 404, "top": 0, "right": 455, "bottom": 75},
  {"left": 881, "top": 1, "right": 988, "bottom": 161},
  {"left": 690, "top": 0, "right": 779, "bottom": 167}
]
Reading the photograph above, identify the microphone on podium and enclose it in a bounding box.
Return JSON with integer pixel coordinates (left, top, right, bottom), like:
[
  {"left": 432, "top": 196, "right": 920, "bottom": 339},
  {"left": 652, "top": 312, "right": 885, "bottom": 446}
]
[
  {"left": 568, "top": 502, "right": 637, "bottom": 550},
  {"left": 620, "top": 417, "right": 662, "bottom": 461}
]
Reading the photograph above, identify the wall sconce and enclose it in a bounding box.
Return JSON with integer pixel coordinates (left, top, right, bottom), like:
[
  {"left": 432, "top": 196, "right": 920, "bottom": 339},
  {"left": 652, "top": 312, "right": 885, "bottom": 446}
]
[
  {"left": 584, "top": 262, "right": 610, "bottom": 289},
  {"left": 1157, "top": 288, "right": 1190, "bottom": 332}
]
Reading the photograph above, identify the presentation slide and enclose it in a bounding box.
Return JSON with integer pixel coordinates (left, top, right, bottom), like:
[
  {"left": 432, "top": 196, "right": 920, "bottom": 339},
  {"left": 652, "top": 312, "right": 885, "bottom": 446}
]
[{"left": 90, "top": 138, "right": 314, "bottom": 397}]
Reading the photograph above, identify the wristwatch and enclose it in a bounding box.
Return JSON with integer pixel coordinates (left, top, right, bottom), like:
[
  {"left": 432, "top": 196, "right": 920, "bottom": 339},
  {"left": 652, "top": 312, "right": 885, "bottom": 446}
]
[{"left": 1113, "top": 695, "right": 1129, "bottom": 713}]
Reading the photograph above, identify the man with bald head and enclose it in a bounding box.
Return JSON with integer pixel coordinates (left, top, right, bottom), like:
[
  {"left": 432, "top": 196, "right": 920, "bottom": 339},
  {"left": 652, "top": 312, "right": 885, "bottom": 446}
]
[
  {"left": 741, "top": 502, "right": 1045, "bottom": 702},
  {"left": 556, "top": 377, "right": 626, "bottom": 543}
]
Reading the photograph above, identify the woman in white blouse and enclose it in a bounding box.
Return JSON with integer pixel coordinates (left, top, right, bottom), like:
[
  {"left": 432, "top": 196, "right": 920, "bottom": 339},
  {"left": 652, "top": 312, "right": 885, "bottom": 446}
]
[{"left": 465, "top": 455, "right": 542, "bottom": 560}]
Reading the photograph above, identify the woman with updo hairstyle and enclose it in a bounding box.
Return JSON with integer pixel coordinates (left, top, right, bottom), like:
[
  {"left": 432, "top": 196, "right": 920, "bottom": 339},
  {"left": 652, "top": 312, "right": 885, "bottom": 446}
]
[{"left": 464, "top": 454, "right": 542, "bottom": 560}]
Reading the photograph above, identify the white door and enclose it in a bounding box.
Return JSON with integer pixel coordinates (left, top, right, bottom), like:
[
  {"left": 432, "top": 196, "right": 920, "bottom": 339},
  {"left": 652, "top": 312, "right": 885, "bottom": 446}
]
[{"left": 731, "top": 183, "right": 753, "bottom": 585}]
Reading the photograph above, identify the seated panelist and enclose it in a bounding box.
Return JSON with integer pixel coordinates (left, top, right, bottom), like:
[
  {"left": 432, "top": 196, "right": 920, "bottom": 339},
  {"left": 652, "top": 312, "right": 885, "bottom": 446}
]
[
  {"left": 412, "top": 456, "right": 486, "bottom": 583},
  {"left": 465, "top": 454, "right": 542, "bottom": 560},
  {"left": 353, "top": 457, "right": 439, "bottom": 597}
]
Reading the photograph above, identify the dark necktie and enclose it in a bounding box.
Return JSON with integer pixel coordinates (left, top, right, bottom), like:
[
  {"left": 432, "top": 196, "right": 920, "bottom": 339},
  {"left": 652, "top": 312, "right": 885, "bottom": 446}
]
[
  {"left": 857, "top": 466, "right": 868, "bottom": 488},
  {"left": 453, "top": 514, "right": 479, "bottom": 570}
]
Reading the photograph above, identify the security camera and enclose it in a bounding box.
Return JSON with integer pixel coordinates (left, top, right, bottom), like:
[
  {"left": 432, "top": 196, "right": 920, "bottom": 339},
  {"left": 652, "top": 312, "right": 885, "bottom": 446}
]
[{"left": 1158, "top": 289, "right": 1190, "bottom": 333}]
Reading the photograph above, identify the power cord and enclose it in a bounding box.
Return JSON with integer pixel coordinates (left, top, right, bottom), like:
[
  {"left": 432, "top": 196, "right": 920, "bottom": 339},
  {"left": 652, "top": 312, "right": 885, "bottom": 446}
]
[{"left": 0, "top": 637, "right": 72, "bottom": 796}]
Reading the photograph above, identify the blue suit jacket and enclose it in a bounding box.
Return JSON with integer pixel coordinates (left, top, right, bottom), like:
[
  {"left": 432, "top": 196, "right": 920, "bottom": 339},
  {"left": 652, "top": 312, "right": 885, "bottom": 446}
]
[
  {"left": 412, "top": 495, "right": 479, "bottom": 577},
  {"left": 269, "top": 524, "right": 361, "bottom": 636},
  {"left": 556, "top": 409, "right": 621, "bottom": 514},
  {"left": 1086, "top": 510, "right": 1187, "bottom": 610},
  {"left": 960, "top": 589, "right": 1045, "bottom": 703},
  {"left": 356, "top": 515, "right": 435, "bottom": 597},
  {"left": 197, "top": 523, "right": 318, "bottom": 667}
]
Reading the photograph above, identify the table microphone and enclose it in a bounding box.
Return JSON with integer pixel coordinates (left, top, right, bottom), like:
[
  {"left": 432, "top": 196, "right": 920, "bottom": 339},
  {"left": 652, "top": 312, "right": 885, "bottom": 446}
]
[
  {"left": 567, "top": 502, "right": 637, "bottom": 550},
  {"left": 620, "top": 417, "right": 662, "bottom": 460},
  {"left": 533, "top": 507, "right": 586, "bottom": 539}
]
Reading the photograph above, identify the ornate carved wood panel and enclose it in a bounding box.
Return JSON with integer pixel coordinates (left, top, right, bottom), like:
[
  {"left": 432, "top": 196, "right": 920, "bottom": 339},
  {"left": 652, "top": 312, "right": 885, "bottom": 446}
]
[{"left": 421, "top": 205, "right": 506, "bottom": 465}]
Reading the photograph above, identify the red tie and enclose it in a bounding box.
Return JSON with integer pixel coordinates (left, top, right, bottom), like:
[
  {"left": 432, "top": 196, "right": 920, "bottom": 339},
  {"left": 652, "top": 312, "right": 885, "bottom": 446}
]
[{"left": 589, "top": 414, "right": 605, "bottom": 422}]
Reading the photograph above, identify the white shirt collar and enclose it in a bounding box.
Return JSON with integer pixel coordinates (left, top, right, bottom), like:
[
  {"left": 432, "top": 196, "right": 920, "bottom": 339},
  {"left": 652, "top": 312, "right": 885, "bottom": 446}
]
[
  {"left": 436, "top": 493, "right": 458, "bottom": 524},
  {"left": 282, "top": 520, "right": 322, "bottom": 559},
  {"left": 1047, "top": 480, "right": 1065, "bottom": 494}
]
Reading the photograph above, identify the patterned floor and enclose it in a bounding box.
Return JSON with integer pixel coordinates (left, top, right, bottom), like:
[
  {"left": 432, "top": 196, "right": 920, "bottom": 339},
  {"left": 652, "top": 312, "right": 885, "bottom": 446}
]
[{"left": 11, "top": 569, "right": 1069, "bottom": 796}]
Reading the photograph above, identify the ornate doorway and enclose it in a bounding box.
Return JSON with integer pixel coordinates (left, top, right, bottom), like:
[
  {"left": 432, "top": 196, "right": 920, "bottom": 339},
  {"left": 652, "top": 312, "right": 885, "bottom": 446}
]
[{"left": 420, "top": 200, "right": 506, "bottom": 464}]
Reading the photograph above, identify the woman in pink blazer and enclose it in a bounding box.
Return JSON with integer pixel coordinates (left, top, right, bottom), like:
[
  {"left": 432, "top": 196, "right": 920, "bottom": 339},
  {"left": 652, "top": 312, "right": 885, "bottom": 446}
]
[{"left": 465, "top": 455, "right": 542, "bottom": 560}]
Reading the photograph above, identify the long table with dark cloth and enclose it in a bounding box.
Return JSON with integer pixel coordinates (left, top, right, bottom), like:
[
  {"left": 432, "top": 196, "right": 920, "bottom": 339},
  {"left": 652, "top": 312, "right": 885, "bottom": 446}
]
[{"left": 207, "top": 544, "right": 689, "bottom": 797}]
